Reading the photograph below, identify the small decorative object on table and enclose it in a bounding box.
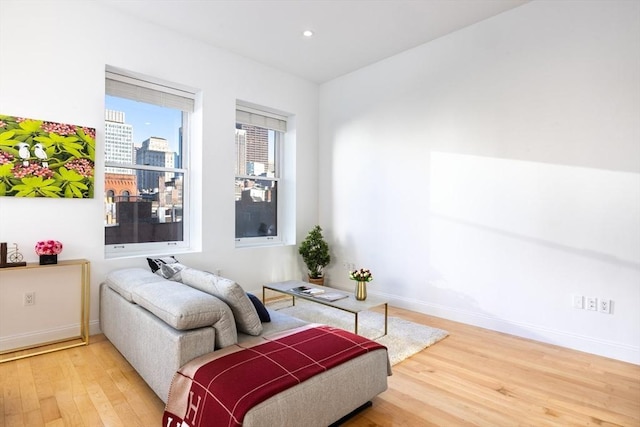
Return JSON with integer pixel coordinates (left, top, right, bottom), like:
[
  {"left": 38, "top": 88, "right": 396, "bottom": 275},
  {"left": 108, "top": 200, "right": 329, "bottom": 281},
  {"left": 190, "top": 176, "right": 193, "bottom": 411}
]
[
  {"left": 35, "top": 240, "right": 63, "bottom": 265},
  {"left": 0, "top": 242, "right": 27, "bottom": 268},
  {"left": 349, "top": 268, "right": 373, "bottom": 301}
]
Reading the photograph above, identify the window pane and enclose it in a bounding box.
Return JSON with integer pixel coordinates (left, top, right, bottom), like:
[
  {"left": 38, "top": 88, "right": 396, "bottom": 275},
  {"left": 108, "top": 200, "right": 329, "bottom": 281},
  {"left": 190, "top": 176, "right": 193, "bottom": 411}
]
[
  {"left": 105, "top": 170, "right": 184, "bottom": 244},
  {"left": 105, "top": 96, "right": 184, "bottom": 166},
  {"left": 235, "top": 123, "right": 276, "bottom": 177},
  {"left": 235, "top": 180, "right": 277, "bottom": 238},
  {"left": 235, "top": 119, "right": 281, "bottom": 241},
  {"left": 105, "top": 94, "right": 185, "bottom": 246}
]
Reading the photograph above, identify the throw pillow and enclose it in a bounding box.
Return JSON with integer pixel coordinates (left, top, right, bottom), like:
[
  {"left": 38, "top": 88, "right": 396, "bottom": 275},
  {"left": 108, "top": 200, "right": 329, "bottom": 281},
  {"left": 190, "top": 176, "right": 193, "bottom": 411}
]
[
  {"left": 247, "top": 293, "right": 270, "bottom": 322},
  {"left": 209, "top": 298, "right": 239, "bottom": 348},
  {"left": 180, "top": 268, "right": 263, "bottom": 336},
  {"left": 159, "top": 262, "right": 188, "bottom": 281},
  {"left": 147, "top": 256, "right": 179, "bottom": 273}
]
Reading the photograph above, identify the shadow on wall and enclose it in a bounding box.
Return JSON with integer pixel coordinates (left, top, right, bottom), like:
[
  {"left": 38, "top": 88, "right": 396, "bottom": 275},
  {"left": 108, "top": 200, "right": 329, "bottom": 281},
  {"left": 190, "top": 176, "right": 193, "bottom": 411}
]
[
  {"left": 431, "top": 213, "right": 640, "bottom": 273},
  {"left": 376, "top": 271, "right": 572, "bottom": 350},
  {"left": 429, "top": 152, "right": 639, "bottom": 268}
]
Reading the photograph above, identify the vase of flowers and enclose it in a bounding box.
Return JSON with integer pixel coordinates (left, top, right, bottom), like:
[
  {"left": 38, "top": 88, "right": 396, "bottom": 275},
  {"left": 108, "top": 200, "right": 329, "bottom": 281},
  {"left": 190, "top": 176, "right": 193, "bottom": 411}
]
[
  {"left": 349, "top": 268, "right": 373, "bottom": 301},
  {"left": 35, "top": 240, "right": 63, "bottom": 265}
]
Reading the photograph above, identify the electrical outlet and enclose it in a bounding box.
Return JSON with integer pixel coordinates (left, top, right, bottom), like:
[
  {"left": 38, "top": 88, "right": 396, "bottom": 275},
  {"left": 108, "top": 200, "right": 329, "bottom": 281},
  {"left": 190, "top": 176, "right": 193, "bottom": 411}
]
[
  {"left": 24, "top": 292, "right": 35, "bottom": 306},
  {"left": 572, "top": 295, "right": 584, "bottom": 309},
  {"left": 586, "top": 297, "right": 597, "bottom": 311},
  {"left": 599, "top": 299, "right": 612, "bottom": 314},
  {"left": 343, "top": 262, "right": 355, "bottom": 271}
]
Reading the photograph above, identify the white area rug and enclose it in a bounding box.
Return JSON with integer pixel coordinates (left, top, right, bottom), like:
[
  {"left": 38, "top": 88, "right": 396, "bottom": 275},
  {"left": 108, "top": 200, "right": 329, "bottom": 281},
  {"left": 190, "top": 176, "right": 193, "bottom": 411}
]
[{"left": 268, "top": 299, "right": 449, "bottom": 366}]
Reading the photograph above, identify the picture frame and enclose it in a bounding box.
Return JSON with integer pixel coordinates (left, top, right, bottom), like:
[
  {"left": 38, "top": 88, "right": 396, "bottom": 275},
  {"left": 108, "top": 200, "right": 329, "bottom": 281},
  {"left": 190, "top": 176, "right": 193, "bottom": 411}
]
[{"left": 0, "top": 114, "right": 95, "bottom": 198}]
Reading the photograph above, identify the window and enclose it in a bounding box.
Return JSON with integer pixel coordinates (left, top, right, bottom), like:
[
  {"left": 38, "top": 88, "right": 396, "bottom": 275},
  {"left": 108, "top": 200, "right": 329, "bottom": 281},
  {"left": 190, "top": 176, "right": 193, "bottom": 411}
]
[
  {"left": 104, "top": 67, "right": 195, "bottom": 257},
  {"left": 235, "top": 103, "right": 287, "bottom": 245}
]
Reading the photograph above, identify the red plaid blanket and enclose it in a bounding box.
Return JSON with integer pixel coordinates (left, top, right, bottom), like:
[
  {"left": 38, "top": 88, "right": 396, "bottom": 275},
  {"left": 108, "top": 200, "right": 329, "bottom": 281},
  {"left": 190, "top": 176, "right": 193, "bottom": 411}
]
[{"left": 163, "top": 324, "right": 386, "bottom": 427}]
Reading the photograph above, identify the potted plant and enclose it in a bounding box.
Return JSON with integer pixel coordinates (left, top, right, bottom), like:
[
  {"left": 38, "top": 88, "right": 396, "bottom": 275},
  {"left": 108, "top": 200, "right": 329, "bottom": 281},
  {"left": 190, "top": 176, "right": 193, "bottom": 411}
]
[{"left": 298, "top": 225, "right": 330, "bottom": 285}]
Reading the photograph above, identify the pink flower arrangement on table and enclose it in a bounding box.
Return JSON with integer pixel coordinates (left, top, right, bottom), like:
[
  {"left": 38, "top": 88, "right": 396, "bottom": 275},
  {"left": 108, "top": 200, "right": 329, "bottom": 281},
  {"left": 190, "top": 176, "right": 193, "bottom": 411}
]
[{"left": 35, "top": 240, "right": 63, "bottom": 256}]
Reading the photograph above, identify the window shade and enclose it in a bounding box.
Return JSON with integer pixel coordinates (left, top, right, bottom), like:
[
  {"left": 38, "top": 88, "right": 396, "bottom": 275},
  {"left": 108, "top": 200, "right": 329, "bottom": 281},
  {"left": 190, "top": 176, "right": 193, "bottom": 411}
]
[
  {"left": 236, "top": 106, "right": 287, "bottom": 132},
  {"left": 106, "top": 70, "right": 195, "bottom": 112}
]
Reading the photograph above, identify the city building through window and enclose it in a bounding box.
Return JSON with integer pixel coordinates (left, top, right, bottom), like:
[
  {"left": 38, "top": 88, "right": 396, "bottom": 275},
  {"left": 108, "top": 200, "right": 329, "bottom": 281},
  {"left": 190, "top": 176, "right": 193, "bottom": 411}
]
[
  {"left": 104, "top": 67, "right": 195, "bottom": 257},
  {"left": 235, "top": 103, "right": 287, "bottom": 245}
]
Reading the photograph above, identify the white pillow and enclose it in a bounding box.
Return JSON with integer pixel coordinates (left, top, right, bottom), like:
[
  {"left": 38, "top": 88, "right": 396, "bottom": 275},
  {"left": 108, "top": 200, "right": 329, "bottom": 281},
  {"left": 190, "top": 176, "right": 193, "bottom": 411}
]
[
  {"left": 147, "top": 256, "right": 179, "bottom": 275},
  {"left": 180, "top": 268, "right": 263, "bottom": 336},
  {"left": 159, "top": 262, "right": 188, "bottom": 281}
]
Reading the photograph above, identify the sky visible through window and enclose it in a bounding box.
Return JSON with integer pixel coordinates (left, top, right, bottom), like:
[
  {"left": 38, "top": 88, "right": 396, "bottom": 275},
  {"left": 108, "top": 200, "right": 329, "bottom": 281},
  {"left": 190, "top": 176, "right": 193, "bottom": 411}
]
[{"left": 105, "top": 95, "right": 182, "bottom": 152}]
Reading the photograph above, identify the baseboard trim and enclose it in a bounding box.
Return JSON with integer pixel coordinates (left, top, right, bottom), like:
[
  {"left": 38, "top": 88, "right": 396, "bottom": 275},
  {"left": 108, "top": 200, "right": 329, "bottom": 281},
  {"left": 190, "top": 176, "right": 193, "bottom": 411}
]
[
  {"left": 89, "top": 319, "right": 101, "bottom": 336},
  {"left": 371, "top": 291, "right": 640, "bottom": 365},
  {"left": 0, "top": 324, "right": 81, "bottom": 352}
]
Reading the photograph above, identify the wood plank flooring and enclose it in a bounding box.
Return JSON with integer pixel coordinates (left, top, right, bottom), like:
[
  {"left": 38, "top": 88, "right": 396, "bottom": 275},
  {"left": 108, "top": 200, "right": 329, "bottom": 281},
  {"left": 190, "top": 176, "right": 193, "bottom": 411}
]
[{"left": 1, "top": 306, "right": 638, "bottom": 426}]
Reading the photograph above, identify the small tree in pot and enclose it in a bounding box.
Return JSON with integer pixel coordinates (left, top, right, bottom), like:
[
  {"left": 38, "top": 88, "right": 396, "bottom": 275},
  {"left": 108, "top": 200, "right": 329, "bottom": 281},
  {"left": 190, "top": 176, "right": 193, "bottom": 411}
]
[{"left": 298, "top": 225, "right": 330, "bottom": 285}]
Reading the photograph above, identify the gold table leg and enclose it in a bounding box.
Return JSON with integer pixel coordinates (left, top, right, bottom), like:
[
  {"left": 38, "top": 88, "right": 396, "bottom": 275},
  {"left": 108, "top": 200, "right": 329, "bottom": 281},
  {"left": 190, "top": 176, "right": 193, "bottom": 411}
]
[
  {"left": 355, "top": 312, "right": 359, "bottom": 335},
  {"left": 353, "top": 304, "right": 387, "bottom": 337},
  {"left": 384, "top": 303, "right": 388, "bottom": 336}
]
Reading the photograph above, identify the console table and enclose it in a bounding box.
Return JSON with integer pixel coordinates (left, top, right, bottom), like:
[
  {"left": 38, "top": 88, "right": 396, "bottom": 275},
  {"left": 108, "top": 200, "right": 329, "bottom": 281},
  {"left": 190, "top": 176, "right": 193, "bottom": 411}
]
[{"left": 0, "top": 259, "right": 90, "bottom": 362}]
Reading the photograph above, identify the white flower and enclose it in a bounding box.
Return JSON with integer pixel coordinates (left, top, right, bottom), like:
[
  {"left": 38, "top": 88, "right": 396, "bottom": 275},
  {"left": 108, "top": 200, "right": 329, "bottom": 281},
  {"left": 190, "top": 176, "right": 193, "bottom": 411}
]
[{"left": 349, "top": 268, "right": 373, "bottom": 282}]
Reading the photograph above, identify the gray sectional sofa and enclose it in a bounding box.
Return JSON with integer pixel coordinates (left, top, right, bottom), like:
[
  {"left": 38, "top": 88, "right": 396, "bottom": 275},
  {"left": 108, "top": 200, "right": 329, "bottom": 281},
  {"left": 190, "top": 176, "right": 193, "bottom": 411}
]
[{"left": 99, "top": 266, "right": 390, "bottom": 426}]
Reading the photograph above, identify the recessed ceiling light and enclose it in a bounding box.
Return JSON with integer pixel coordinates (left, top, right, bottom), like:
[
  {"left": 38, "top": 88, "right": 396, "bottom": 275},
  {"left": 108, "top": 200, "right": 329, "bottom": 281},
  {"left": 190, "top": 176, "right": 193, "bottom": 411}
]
[{"left": 302, "top": 30, "right": 314, "bottom": 37}]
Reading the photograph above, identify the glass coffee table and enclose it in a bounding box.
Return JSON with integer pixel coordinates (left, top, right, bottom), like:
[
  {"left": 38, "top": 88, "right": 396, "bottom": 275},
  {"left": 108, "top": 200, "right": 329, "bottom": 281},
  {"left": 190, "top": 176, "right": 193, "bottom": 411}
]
[{"left": 263, "top": 280, "right": 388, "bottom": 337}]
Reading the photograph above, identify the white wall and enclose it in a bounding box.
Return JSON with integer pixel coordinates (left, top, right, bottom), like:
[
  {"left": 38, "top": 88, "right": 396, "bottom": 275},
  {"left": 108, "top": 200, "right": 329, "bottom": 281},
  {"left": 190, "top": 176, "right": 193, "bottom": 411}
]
[
  {"left": 319, "top": 0, "right": 640, "bottom": 364},
  {"left": 0, "top": 1, "right": 319, "bottom": 335},
  {"left": 2, "top": 0, "right": 637, "bottom": 365}
]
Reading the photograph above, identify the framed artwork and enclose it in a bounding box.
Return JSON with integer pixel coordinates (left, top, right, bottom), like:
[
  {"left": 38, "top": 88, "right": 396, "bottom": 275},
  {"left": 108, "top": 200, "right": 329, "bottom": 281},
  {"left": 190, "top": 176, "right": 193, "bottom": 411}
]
[{"left": 0, "top": 114, "right": 95, "bottom": 198}]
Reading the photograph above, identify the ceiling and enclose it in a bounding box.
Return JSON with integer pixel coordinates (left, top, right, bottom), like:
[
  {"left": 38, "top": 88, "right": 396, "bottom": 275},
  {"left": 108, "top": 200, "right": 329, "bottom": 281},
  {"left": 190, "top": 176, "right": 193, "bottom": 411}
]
[{"left": 101, "top": 0, "right": 529, "bottom": 84}]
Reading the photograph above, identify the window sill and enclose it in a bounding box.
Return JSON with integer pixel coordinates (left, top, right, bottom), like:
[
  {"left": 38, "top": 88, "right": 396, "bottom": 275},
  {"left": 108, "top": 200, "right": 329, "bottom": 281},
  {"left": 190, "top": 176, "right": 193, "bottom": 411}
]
[
  {"left": 235, "top": 238, "right": 289, "bottom": 249},
  {"left": 104, "top": 245, "right": 200, "bottom": 260}
]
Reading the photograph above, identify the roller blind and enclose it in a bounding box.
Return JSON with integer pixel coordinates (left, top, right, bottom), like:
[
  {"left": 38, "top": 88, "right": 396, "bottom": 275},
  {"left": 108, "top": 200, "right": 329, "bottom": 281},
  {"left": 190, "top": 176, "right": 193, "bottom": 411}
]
[
  {"left": 236, "top": 105, "right": 287, "bottom": 132},
  {"left": 106, "top": 70, "right": 195, "bottom": 112}
]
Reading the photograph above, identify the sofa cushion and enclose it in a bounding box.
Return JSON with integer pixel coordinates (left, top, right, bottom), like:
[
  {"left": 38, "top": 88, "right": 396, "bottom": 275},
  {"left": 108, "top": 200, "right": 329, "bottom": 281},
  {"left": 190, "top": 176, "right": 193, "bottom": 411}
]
[
  {"left": 181, "top": 268, "right": 263, "bottom": 336},
  {"left": 131, "top": 280, "right": 236, "bottom": 334},
  {"left": 105, "top": 268, "right": 164, "bottom": 302},
  {"left": 210, "top": 301, "right": 239, "bottom": 349}
]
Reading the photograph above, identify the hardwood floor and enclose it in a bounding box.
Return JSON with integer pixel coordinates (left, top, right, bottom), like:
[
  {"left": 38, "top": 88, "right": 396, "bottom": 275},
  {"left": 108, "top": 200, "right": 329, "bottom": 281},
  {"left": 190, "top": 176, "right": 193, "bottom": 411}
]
[{"left": 2, "top": 307, "right": 638, "bottom": 426}]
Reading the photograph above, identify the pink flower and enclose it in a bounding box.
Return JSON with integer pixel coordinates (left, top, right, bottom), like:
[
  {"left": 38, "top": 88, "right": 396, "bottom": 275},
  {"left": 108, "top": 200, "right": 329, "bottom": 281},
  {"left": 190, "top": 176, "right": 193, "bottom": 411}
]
[
  {"left": 81, "top": 127, "right": 96, "bottom": 139},
  {"left": 42, "top": 121, "right": 77, "bottom": 136},
  {"left": 12, "top": 162, "right": 54, "bottom": 178},
  {"left": 35, "top": 240, "right": 63, "bottom": 255},
  {"left": 66, "top": 158, "right": 94, "bottom": 177},
  {"left": 0, "top": 151, "right": 14, "bottom": 164}
]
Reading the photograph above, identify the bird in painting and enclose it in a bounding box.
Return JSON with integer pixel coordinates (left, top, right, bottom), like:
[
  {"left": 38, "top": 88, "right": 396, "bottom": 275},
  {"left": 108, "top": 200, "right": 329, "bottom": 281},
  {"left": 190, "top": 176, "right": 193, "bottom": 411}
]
[
  {"left": 33, "top": 143, "right": 48, "bottom": 167},
  {"left": 17, "top": 142, "right": 30, "bottom": 166}
]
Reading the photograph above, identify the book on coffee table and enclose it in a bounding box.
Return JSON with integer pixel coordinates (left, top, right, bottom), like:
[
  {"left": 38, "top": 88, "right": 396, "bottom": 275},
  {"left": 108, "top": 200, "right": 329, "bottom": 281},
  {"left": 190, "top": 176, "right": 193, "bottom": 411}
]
[
  {"left": 314, "top": 292, "right": 348, "bottom": 302},
  {"left": 289, "top": 286, "right": 347, "bottom": 301},
  {"left": 290, "top": 286, "right": 325, "bottom": 295}
]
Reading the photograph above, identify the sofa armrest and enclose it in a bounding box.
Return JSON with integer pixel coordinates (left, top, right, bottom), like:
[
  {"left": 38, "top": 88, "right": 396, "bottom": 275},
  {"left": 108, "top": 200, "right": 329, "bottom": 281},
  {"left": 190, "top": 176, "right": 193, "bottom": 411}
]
[{"left": 100, "top": 283, "right": 216, "bottom": 402}]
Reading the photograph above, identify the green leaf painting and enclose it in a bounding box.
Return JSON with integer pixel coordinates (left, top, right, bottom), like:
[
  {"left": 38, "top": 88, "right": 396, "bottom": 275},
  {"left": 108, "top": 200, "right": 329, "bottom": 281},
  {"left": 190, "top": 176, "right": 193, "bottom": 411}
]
[{"left": 0, "top": 114, "right": 95, "bottom": 198}]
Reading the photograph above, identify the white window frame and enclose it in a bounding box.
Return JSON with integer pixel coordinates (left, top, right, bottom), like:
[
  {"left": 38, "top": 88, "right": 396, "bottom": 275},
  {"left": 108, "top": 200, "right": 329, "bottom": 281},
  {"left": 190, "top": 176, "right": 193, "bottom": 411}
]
[
  {"left": 235, "top": 102, "right": 289, "bottom": 248},
  {"left": 104, "top": 66, "right": 197, "bottom": 258}
]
